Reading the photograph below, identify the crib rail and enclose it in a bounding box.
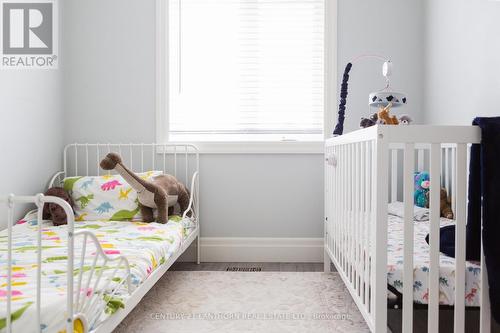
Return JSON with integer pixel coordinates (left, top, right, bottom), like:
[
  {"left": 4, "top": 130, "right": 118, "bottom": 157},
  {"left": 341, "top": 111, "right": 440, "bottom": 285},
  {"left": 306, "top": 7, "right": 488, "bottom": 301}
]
[
  {"left": 324, "top": 125, "right": 489, "bottom": 333},
  {"left": 0, "top": 194, "right": 132, "bottom": 333}
]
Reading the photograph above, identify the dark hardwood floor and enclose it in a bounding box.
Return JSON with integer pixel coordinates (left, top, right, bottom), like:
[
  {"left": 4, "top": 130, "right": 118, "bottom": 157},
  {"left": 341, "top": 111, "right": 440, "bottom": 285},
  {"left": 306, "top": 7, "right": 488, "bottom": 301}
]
[{"left": 170, "top": 261, "right": 336, "bottom": 272}]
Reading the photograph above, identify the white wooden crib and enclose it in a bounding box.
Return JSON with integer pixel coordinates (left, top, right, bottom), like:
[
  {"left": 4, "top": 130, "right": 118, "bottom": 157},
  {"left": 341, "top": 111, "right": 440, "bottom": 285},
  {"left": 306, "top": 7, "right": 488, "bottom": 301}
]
[
  {"left": 1, "top": 143, "right": 200, "bottom": 333},
  {"left": 323, "top": 125, "right": 491, "bottom": 333}
]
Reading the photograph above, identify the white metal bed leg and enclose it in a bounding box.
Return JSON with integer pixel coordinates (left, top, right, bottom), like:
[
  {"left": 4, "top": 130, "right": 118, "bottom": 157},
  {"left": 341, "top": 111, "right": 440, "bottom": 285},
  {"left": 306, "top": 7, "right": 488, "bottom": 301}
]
[{"left": 196, "top": 234, "right": 201, "bottom": 265}]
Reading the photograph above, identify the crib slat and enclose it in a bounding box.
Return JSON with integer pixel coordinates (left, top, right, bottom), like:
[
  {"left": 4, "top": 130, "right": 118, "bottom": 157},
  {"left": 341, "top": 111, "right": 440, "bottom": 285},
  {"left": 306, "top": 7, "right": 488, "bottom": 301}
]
[
  {"left": 335, "top": 146, "right": 340, "bottom": 266},
  {"left": 351, "top": 143, "right": 356, "bottom": 285},
  {"left": 365, "top": 141, "right": 371, "bottom": 308},
  {"left": 451, "top": 147, "right": 456, "bottom": 215},
  {"left": 353, "top": 143, "right": 357, "bottom": 287},
  {"left": 347, "top": 144, "right": 352, "bottom": 281},
  {"left": 480, "top": 242, "right": 491, "bottom": 333},
  {"left": 479, "top": 136, "right": 491, "bottom": 333},
  {"left": 418, "top": 149, "right": 424, "bottom": 171},
  {"left": 428, "top": 143, "right": 441, "bottom": 332},
  {"left": 185, "top": 146, "right": 189, "bottom": 185},
  {"left": 391, "top": 149, "right": 398, "bottom": 202},
  {"left": 355, "top": 143, "right": 360, "bottom": 294},
  {"left": 403, "top": 143, "right": 415, "bottom": 333},
  {"left": 342, "top": 144, "right": 347, "bottom": 272},
  {"left": 454, "top": 144, "right": 467, "bottom": 333},
  {"left": 445, "top": 148, "right": 450, "bottom": 194},
  {"left": 359, "top": 142, "right": 365, "bottom": 300},
  {"left": 372, "top": 136, "right": 388, "bottom": 332}
]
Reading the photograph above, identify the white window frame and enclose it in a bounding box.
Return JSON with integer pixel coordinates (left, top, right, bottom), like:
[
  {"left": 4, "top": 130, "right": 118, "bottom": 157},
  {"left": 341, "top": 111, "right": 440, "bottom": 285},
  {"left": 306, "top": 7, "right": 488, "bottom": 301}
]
[{"left": 155, "top": 0, "right": 337, "bottom": 154}]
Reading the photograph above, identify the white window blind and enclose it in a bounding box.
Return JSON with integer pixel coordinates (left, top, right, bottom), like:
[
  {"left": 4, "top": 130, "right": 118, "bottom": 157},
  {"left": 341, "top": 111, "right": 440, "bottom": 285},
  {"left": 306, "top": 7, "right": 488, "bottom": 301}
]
[{"left": 168, "top": 0, "right": 325, "bottom": 142}]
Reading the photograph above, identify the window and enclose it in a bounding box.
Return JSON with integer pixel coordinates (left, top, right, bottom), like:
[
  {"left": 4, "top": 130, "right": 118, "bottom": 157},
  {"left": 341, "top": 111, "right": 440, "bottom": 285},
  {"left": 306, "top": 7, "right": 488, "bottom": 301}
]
[{"left": 158, "top": 0, "right": 335, "bottom": 147}]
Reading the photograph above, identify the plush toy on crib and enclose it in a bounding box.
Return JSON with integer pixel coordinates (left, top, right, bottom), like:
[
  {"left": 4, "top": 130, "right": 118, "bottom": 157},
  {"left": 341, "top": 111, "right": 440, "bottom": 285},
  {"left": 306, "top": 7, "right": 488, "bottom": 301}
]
[
  {"left": 426, "top": 188, "right": 454, "bottom": 219},
  {"left": 100, "top": 153, "right": 190, "bottom": 224},
  {"left": 414, "top": 171, "right": 454, "bottom": 219},
  {"left": 414, "top": 171, "right": 430, "bottom": 207}
]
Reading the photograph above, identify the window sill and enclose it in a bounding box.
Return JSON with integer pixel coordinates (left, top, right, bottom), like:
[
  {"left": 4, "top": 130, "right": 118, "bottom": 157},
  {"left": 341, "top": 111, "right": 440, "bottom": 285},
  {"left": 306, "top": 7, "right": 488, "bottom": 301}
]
[{"left": 165, "top": 141, "right": 324, "bottom": 154}]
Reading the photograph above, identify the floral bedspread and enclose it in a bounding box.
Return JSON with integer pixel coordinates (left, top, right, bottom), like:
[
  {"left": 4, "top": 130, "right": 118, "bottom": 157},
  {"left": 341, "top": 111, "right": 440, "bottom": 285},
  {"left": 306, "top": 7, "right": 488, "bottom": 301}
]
[
  {"left": 387, "top": 215, "right": 481, "bottom": 306},
  {"left": 0, "top": 211, "right": 194, "bottom": 332}
]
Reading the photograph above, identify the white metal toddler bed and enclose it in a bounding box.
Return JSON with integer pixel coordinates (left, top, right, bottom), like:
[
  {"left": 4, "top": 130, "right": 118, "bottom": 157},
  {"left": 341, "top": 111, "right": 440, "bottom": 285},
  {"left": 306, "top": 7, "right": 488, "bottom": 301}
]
[
  {"left": 1, "top": 143, "right": 199, "bottom": 333},
  {"left": 323, "top": 125, "right": 492, "bottom": 333}
]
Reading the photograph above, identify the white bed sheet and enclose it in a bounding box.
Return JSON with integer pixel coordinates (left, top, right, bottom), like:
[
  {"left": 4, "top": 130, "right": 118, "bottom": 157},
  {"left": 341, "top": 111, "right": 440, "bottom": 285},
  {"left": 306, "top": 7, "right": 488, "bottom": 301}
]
[
  {"left": 0, "top": 212, "right": 195, "bottom": 332},
  {"left": 386, "top": 215, "right": 481, "bottom": 306}
]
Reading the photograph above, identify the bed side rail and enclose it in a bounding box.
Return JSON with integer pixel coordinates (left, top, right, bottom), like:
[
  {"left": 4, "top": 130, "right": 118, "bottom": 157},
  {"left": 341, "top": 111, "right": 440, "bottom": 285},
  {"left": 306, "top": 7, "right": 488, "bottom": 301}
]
[{"left": 0, "top": 194, "right": 132, "bottom": 333}]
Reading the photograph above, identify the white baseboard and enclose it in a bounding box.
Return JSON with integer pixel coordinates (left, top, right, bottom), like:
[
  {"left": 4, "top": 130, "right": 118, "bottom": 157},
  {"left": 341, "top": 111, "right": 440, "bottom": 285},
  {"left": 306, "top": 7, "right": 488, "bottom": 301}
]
[{"left": 179, "top": 237, "right": 323, "bottom": 263}]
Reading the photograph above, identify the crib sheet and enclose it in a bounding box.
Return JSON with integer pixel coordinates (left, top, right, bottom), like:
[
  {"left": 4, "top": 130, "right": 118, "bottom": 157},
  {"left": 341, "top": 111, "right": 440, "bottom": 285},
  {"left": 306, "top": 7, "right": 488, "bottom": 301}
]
[
  {"left": 0, "top": 211, "right": 195, "bottom": 333},
  {"left": 387, "top": 215, "right": 481, "bottom": 306}
]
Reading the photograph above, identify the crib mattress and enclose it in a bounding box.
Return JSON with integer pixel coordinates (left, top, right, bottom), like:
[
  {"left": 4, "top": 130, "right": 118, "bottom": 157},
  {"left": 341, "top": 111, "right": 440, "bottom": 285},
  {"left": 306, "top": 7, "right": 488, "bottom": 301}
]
[
  {"left": 387, "top": 215, "right": 481, "bottom": 306},
  {"left": 0, "top": 211, "right": 195, "bottom": 333}
]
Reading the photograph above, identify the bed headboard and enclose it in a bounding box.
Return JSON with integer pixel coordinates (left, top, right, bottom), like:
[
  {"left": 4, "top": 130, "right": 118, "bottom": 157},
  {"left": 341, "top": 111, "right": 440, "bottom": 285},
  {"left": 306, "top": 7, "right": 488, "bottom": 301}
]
[
  {"left": 49, "top": 143, "right": 200, "bottom": 220},
  {"left": 61, "top": 143, "right": 198, "bottom": 182}
]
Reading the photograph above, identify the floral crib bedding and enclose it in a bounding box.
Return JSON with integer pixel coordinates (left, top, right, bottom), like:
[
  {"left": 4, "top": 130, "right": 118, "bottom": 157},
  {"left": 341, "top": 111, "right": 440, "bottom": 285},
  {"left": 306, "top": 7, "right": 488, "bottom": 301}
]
[
  {"left": 387, "top": 215, "right": 481, "bottom": 306},
  {"left": 0, "top": 211, "right": 195, "bottom": 333}
]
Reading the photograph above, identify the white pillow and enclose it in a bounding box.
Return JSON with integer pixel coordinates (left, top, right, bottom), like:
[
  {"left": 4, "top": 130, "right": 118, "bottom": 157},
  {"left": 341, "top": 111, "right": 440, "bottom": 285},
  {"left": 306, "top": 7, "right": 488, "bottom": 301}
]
[
  {"left": 63, "top": 171, "right": 162, "bottom": 221},
  {"left": 388, "top": 201, "right": 430, "bottom": 222}
]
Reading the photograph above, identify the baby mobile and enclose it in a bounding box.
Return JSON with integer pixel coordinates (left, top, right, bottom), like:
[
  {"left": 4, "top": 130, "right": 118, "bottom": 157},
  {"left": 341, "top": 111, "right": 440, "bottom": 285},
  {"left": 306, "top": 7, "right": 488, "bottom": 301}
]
[{"left": 333, "top": 54, "right": 412, "bottom": 136}]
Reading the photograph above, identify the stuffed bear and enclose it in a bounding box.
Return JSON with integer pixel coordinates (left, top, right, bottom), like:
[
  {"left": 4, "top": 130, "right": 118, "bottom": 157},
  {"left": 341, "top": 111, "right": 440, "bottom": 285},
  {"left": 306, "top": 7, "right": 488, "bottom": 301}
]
[
  {"left": 414, "top": 171, "right": 430, "bottom": 207},
  {"left": 43, "top": 187, "right": 75, "bottom": 226},
  {"left": 425, "top": 188, "right": 454, "bottom": 219}
]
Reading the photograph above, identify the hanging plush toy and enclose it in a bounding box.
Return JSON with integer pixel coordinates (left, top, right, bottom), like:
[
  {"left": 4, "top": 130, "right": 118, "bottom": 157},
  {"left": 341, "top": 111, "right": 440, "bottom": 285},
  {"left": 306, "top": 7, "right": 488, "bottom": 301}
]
[
  {"left": 399, "top": 114, "right": 413, "bottom": 125},
  {"left": 359, "top": 113, "right": 379, "bottom": 128},
  {"left": 377, "top": 102, "right": 399, "bottom": 125},
  {"left": 100, "top": 153, "right": 190, "bottom": 223}
]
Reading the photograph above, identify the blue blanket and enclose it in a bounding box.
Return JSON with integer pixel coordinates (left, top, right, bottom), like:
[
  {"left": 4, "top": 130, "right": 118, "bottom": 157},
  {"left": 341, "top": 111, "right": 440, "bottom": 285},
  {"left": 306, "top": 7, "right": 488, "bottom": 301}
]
[
  {"left": 433, "top": 118, "right": 500, "bottom": 322},
  {"left": 466, "top": 117, "right": 500, "bottom": 321}
]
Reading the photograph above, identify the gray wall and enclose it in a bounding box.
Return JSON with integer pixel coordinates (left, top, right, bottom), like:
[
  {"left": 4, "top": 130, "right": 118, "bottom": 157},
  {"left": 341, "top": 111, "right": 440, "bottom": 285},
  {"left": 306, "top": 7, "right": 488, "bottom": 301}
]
[
  {"left": 338, "top": 0, "right": 425, "bottom": 128},
  {"left": 62, "top": 0, "right": 425, "bottom": 237},
  {"left": 0, "top": 71, "right": 63, "bottom": 229},
  {"left": 424, "top": 0, "right": 500, "bottom": 124}
]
